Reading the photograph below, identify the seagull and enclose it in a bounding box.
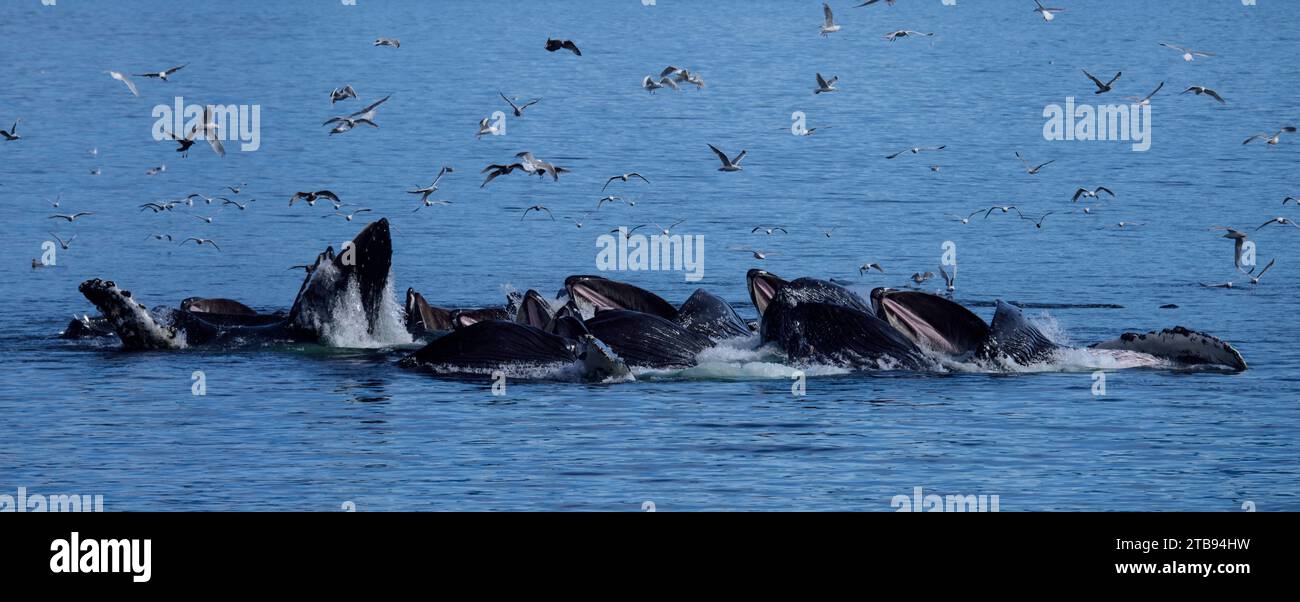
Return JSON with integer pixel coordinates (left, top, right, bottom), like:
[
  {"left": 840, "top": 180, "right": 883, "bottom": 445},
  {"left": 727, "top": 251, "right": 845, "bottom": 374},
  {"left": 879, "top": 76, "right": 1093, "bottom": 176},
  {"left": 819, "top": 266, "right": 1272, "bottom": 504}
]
[
  {"left": 222, "top": 199, "right": 254, "bottom": 211},
  {"left": 514, "top": 151, "right": 569, "bottom": 181},
  {"left": 984, "top": 205, "right": 1019, "bottom": 219},
  {"left": 327, "top": 208, "right": 372, "bottom": 222},
  {"left": 146, "top": 164, "right": 166, "bottom": 176},
  {"left": 521, "top": 205, "right": 554, "bottom": 221},
  {"left": 884, "top": 30, "right": 934, "bottom": 42},
  {"left": 49, "top": 232, "right": 76, "bottom": 250},
  {"left": 147, "top": 234, "right": 173, "bottom": 242},
  {"left": 324, "top": 95, "right": 390, "bottom": 133},
  {"left": 186, "top": 193, "right": 231, "bottom": 205},
  {"left": 1021, "top": 211, "right": 1054, "bottom": 229},
  {"left": 911, "top": 272, "right": 935, "bottom": 285},
  {"left": 1114, "top": 221, "right": 1144, "bottom": 229},
  {"left": 544, "top": 38, "right": 582, "bottom": 56},
  {"left": 162, "top": 128, "right": 196, "bottom": 156},
  {"left": 181, "top": 238, "right": 221, "bottom": 252},
  {"left": 412, "top": 198, "right": 453, "bottom": 212},
  {"left": 1082, "top": 69, "right": 1121, "bottom": 94},
  {"left": 661, "top": 66, "right": 705, "bottom": 89},
  {"left": 1257, "top": 217, "right": 1300, "bottom": 231},
  {"left": 1072, "top": 186, "right": 1114, "bottom": 201},
  {"left": 642, "top": 76, "right": 678, "bottom": 93},
  {"left": 596, "top": 196, "right": 626, "bottom": 210},
  {"left": 191, "top": 213, "right": 217, "bottom": 225},
  {"left": 858, "top": 263, "right": 885, "bottom": 275},
  {"left": 814, "top": 72, "right": 838, "bottom": 94},
  {"left": 480, "top": 162, "right": 525, "bottom": 187},
  {"left": 193, "top": 105, "right": 226, "bottom": 156},
  {"left": 0, "top": 119, "right": 20, "bottom": 141},
  {"left": 939, "top": 264, "right": 956, "bottom": 292},
  {"left": 796, "top": 124, "right": 831, "bottom": 137},
  {"left": 49, "top": 212, "right": 93, "bottom": 223},
  {"left": 1182, "top": 86, "right": 1226, "bottom": 104},
  {"left": 819, "top": 3, "right": 841, "bottom": 36},
  {"left": 1243, "top": 259, "right": 1276, "bottom": 286},
  {"left": 1160, "top": 43, "right": 1213, "bottom": 62},
  {"left": 612, "top": 225, "right": 649, "bottom": 236},
  {"left": 949, "top": 210, "right": 983, "bottom": 224},
  {"left": 886, "top": 145, "right": 945, "bottom": 159},
  {"left": 603, "top": 172, "right": 650, "bottom": 191},
  {"left": 327, "top": 116, "right": 377, "bottom": 135},
  {"left": 1123, "top": 81, "right": 1164, "bottom": 106},
  {"left": 135, "top": 64, "right": 186, "bottom": 82},
  {"left": 823, "top": 227, "right": 836, "bottom": 238},
  {"left": 708, "top": 144, "right": 746, "bottom": 172},
  {"left": 330, "top": 85, "right": 358, "bottom": 104},
  {"left": 566, "top": 213, "right": 592, "bottom": 228},
  {"left": 746, "top": 250, "right": 771, "bottom": 261},
  {"left": 1016, "top": 152, "right": 1054, "bottom": 174},
  {"left": 107, "top": 71, "right": 139, "bottom": 96},
  {"left": 1199, "top": 281, "right": 1234, "bottom": 289},
  {"left": 139, "top": 202, "right": 176, "bottom": 213},
  {"left": 654, "top": 219, "right": 686, "bottom": 235},
  {"left": 1243, "top": 126, "right": 1297, "bottom": 146},
  {"left": 500, "top": 92, "right": 540, "bottom": 117},
  {"left": 1032, "top": 0, "right": 1065, "bottom": 22},
  {"left": 407, "top": 166, "right": 454, "bottom": 202},
  {"left": 289, "top": 190, "right": 341, "bottom": 207},
  {"left": 226, "top": 183, "right": 246, "bottom": 195},
  {"left": 752, "top": 225, "right": 788, "bottom": 235},
  {"left": 1212, "top": 227, "right": 1249, "bottom": 269},
  {"left": 1284, "top": 196, "right": 1299, "bottom": 205},
  {"left": 855, "top": 0, "right": 897, "bottom": 5},
  {"left": 476, "top": 117, "right": 503, "bottom": 138},
  {"left": 373, "top": 38, "right": 401, "bottom": 48},
  {"left": 47, "top": 195, "right": 61, "bottom": 208}
]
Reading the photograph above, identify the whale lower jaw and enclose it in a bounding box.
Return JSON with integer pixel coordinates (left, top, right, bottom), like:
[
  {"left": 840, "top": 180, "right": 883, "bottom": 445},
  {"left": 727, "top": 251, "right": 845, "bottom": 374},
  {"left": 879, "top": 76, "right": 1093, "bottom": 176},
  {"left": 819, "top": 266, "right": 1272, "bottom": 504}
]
[{"left": 78, "top": 279, "right": 185, "bottom": 350}]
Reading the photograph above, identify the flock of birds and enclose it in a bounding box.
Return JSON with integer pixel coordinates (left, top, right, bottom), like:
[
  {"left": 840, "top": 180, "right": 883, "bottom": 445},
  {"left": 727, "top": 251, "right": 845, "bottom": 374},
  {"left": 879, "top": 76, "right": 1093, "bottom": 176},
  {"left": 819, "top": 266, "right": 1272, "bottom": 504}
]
[{"left": 14, "top": 2, "right": 1298, "bottom": 297}]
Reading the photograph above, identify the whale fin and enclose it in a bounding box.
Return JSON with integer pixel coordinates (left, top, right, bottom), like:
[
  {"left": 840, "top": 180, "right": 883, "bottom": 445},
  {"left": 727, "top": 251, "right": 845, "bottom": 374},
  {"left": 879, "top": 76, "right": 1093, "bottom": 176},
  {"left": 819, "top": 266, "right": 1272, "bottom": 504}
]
[{"left": 1091, "top": 326, "right": 1247, "bottom": 371}]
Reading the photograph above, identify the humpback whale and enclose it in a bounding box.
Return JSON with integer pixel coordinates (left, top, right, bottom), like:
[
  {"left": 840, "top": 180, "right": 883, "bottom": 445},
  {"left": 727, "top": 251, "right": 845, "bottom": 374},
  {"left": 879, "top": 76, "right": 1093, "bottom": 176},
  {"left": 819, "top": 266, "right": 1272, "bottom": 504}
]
[
  {"left": 398, "top": 317, "right": 630, "bottom": 381},
  {"left": 756, "top": 277, "right": 930, "bottom": 369}
]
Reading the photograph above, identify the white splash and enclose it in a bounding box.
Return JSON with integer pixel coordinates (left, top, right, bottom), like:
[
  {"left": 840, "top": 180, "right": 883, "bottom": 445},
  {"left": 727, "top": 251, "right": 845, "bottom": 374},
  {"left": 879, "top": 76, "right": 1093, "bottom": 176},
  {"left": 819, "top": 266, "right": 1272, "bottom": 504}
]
[{"left": 295, "top": 264, "right": 413, "bottom": 349}]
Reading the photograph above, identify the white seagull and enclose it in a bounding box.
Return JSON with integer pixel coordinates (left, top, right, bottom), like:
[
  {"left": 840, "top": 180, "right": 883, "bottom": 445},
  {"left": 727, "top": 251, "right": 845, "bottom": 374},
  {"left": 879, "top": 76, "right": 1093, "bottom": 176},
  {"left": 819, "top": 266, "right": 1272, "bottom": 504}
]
[
  {"left": 708, "top": 144, "right": 746, "bottom": 172},
  {"left": 819, "top": 3, "right": 841, "bottom": 37}
]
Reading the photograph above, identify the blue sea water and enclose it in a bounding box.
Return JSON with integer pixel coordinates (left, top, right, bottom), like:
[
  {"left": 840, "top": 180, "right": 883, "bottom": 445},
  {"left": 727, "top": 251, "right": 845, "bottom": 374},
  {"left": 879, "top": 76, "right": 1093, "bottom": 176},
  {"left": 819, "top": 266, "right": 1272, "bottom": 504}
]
[{"left": 1, "top": 0, "right": 1297, "bottom": 511}]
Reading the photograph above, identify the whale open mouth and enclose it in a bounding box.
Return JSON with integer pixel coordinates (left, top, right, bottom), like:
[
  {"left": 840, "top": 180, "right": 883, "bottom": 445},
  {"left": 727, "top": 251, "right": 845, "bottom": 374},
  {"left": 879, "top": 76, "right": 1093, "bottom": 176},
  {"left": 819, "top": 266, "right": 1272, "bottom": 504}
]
[
  {"left": 564, "top": 275, "right": 679, "bottom": 320},
  {"left": 78, "top": 279, "right": 183, "bottom": 350},
  {"left": 288, "top": 218, "right": 396, "bottom": 341},
  {"left": 870, "top": 288, "right": 990, "bottom": 357},
  {"left": 746, "top": 269, "right": 788, "bottom": 317}
]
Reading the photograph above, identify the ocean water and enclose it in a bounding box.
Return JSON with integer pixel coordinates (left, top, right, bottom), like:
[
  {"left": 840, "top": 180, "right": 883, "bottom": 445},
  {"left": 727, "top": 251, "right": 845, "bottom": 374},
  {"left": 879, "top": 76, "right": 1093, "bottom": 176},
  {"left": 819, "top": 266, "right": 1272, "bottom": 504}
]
[{"left": 1, "top": 0, "right": 1297, "bottom": 511}]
